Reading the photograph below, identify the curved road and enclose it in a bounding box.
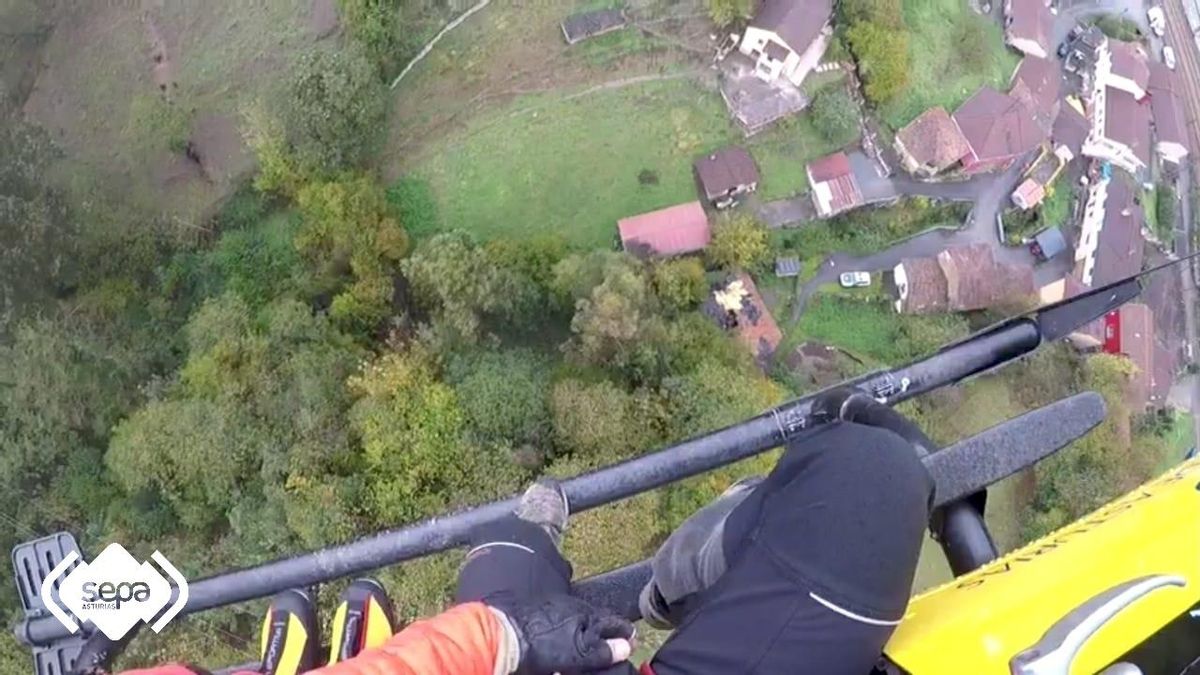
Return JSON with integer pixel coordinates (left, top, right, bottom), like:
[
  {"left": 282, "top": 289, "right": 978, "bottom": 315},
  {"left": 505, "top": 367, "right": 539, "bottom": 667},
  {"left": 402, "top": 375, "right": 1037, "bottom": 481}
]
[{"left": 787, "top": 153, "right": 1072, "bottom": 321}]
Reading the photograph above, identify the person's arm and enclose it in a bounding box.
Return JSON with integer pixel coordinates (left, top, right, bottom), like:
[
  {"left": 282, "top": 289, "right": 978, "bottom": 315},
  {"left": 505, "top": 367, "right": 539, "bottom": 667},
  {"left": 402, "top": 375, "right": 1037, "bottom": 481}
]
[{"left": 313, "top": 602, "right": 508, "bottom": 675}]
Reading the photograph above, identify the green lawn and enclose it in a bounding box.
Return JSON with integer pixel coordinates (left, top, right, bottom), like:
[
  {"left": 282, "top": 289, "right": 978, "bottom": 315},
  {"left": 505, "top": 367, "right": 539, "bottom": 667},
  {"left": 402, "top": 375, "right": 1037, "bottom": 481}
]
[
  {"left": 879, "top": 0, "right": 1020, "bottom": 129},
  {"left": 792, "top": 294, "right": 968, "bottom": 365},
  {"left": 402, "top": 78, "right": 845, "bottom": 248}
]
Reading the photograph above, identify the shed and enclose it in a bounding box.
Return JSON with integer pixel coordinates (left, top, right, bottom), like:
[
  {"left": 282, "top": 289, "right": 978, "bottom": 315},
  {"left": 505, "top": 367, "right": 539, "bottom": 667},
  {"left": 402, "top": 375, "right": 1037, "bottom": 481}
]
[
  {"left": 561, "top": 8, "right": 627, "bottom": 45},
  {"left": 806, "top": 152, "right": 863, "bottom": 217},
  {"left": 1032, "top": 226, "right": 1067, "bottom": 261},
  {"left": 617, "top": 202, "right": 711, "bottom": 258},
  {"left": 694, "top": 146, "right": 760, "bottom": 206},
  {"left": 1012, "top": 178, "right": 1046, "bottom": 210},
  {"left": 775, "top": 256, "right": 802, "bottom": 277}
]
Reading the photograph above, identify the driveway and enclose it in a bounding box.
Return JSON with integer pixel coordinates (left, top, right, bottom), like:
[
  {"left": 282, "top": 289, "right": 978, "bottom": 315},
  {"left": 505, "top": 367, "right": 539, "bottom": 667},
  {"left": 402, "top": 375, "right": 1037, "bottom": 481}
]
[{"left": 786, "top": 154, "right": 1073, "bottom": 321}]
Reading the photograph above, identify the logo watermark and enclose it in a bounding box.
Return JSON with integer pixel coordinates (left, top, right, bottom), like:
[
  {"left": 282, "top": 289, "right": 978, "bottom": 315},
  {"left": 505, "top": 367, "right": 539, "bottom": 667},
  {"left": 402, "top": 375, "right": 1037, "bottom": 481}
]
[{"left": 40, "top": 543, "right": 189, "bottom": 641}]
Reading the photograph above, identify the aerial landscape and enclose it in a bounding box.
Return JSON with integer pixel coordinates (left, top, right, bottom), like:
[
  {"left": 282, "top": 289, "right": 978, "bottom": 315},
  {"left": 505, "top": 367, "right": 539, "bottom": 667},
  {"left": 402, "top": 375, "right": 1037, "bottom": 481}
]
[{"left": 4, "top": 0, "right": 1200, "bottom": 671}]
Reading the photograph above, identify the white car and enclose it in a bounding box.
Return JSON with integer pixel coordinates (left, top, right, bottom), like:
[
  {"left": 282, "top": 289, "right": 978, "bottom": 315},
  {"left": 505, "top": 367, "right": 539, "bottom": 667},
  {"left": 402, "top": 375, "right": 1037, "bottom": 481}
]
[
  {"left": 1148, "top": 6, "right": 1166, "bottom": 36},
  {"left": 1164, "top": 45, "right": 1177, "bottom": 70},
  {"left": 839, "top": 271, "right": 871, "bottom": 288}
]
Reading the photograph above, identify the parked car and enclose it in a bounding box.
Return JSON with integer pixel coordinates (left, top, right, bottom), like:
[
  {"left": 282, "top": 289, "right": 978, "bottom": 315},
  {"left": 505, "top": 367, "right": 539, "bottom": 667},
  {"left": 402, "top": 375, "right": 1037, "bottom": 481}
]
[
  {"left": 1148, "top": 6, "right": 1166, "bottom": 36},
  {"left": 839, "top": 271, "right": 871, "bottom": 288},
  {"left": 1164, "top": 45, "right": 1177, "bottom": 70},
  {"left": 1057, "top": 39, "right": 1071, "bottom": 58}
]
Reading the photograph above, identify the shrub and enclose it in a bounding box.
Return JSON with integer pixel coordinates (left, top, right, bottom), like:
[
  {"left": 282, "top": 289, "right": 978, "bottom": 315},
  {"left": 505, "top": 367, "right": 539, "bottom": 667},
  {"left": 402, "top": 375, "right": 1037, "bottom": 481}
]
[
  {"left": 810, "top": 86, "right": 860, "bottom": 146},
  {"left": 1089, "top": 14, "right": 1143, "bottom": 41},
  {"left": 708, "top": 213, "right": 769, "bottom": 270},
  {"left": 707, "top": 0, "right": 753, "bottom": 27},
  {"left": 846, "top": 21, "right": 910, "bottom": 105},
  {"left": 286, "top": 46, "right": 387, "bottom": 172},
  {"left": 1157, "top": 184, "right": 1177, "bottom": 239}
]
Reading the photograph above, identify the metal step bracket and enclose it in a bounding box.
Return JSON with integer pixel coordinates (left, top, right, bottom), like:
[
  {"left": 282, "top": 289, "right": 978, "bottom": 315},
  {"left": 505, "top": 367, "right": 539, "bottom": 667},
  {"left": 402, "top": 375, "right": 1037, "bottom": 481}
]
[{"left": 12, "top": 532, "right": 89, "bottom": 675}]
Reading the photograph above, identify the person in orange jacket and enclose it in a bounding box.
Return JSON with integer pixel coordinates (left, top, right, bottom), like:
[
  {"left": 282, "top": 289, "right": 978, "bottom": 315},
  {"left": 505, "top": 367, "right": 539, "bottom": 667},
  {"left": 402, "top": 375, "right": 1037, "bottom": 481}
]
[
  {"left": 119, "top": 391, "right": 935, "bottom": 675},
  {"left": 118, "top": 479, "right": 637, "bottom": 675}
]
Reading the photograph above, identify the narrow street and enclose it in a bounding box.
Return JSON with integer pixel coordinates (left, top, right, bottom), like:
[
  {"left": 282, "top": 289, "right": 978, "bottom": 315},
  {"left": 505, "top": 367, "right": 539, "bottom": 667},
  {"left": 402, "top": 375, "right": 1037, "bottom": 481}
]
[
  {"left": 1162, "top": 0, "right": 1200, "bottom": 449},
  {"left": 786, "top": 154, "right": 1071, "bottom": 321}
]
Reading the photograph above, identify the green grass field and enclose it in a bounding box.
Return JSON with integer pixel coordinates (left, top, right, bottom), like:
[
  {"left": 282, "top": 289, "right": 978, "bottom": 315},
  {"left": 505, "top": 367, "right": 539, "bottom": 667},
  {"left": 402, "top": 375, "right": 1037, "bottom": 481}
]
[
  {"left": 879, "top": 0, "right": 1020, "bottom": 129},
  {"left": 402, "top": 78, "right": 844, "bottom": 248}
]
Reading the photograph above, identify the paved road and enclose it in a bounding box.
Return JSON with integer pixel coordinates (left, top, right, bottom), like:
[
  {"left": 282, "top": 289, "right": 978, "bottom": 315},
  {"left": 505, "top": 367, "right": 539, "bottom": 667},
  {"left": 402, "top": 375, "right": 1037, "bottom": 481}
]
[
  {"left": 1163, "top": 0, "right": 1200, "bottom": 449},
  {"left": 786, "top": 155, "right": 1071, "bottom": 321},
  {"left": 758, "top": 152, "right": 990, "bottom": 228}
]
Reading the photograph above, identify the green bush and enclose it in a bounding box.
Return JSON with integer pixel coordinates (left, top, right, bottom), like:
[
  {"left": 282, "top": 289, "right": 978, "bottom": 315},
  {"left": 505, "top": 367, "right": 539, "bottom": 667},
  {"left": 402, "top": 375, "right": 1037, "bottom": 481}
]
[
  {"left": 1157, "top": 184, "right": 1177, "bottom": 241},
  {"left": 1089, "top": 14, "right": 1143, "bottom": 41},
  {"left": 707, "top": 0, "right": 752, "bottom": 27},
  {"left": 286, "top": 46, "right": 387, "bottom": 172},
  {"left": 810, "top": 86, "right": 860, "bottom": 146},
  {"left": 846, "top": 20, "right": 911, "bottom": 105},
  {"left": 338, "top": 0, "right": 399, "bottom": 73}
]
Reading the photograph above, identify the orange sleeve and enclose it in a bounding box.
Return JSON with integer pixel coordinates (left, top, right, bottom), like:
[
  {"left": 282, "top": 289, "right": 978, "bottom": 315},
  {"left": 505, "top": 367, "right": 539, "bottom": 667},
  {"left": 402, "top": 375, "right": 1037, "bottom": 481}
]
[{"left": 311, "top": 602, "right": 503, "bottom": 675}]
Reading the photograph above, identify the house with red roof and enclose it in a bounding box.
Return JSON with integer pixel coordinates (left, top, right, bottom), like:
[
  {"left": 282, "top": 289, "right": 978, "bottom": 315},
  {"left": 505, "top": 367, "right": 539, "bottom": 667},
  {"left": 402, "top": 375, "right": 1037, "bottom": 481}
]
[
  {"left": 806, "top": 152, "right": 863, "bottom": 217},
  {"left": 617, "top": 202, "right": 711, "bottom": 258}
]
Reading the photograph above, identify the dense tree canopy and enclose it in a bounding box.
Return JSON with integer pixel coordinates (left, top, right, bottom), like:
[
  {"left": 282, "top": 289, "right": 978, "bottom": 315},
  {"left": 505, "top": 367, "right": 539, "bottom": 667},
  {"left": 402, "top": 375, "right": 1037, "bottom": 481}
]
[
  {"left": 708, "top": 214, "right": 769, "bottom": 270},
  {"left": 847, "top": 21, "right": 911, "bottom": 104},
  {"left": 286, "top": 46, "right": 387, "bottom": 172}
]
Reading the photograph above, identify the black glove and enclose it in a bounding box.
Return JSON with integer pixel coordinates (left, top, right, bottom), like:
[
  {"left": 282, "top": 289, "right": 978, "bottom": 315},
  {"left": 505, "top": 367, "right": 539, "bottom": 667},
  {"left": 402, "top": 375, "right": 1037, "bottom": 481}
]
[
  {"left": 494, "top": 594, "right": 635, "bottom": 675},
  {"left": 811, "top": 387, "right": 935, "bottom": 456}
]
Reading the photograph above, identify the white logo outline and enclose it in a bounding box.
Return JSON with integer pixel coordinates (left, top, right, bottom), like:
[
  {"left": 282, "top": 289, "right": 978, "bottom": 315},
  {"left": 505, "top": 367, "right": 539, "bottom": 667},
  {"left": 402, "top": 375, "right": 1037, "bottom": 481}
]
[{"left": 39, "top": 543, "right": 188, "bottom": 640}]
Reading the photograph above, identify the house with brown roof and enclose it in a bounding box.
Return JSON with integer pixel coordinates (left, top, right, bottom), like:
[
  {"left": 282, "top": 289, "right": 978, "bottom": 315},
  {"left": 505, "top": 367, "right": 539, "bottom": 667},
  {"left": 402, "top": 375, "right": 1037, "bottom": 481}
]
[
  {"left": 617, "top": 202, "right": 711, "bottom": 258},
  {"left": 1009, "top": 56, "right": 1061, "bottom": 131},
  {"left": 892, "top": 244, "right": 1035, "bottom": 314},
  {"left": 1004, "top": 0, "right": 1054, "bottom": 59},
  {"left": 737, "top": 0, "right": 833, "bottom": 87},
  {"left": 1101, "top": 40, "right": 1151, "bottom": 99},
  {"left": 806, "top": 152, "right": 863, "bottom": 217},
  {"left": 1147, "top": 62, "right": 1190, "bottom": 164},
  {"left": 694, "top": 146, "right": 760, "bottom": 208},
  {"left": 953, "top": 87, "right": 1045, "bottom": 174},
  {"left": 1073, "top": 176, "right": 1144, "bottom": 288},
  {"left": 708, "top": 273, "right": 783, "bottom": 366},
  {"left": 894, "top": 107, "right": 971, "bottom": 176},
  {"left": 1051, "top": 99, "right": 1090, "bottom": 161},
  {"left": 1082, "top": 85, "right": 1152, "bottom": 175}
]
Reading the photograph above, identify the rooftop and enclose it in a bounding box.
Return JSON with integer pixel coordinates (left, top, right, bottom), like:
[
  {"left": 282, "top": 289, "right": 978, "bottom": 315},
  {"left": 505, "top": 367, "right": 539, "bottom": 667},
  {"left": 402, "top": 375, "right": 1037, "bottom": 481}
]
[
  {"left": 561, "top": 8, "right": 627, "bottom": 45},
  {"left": 895, "top": 107, "right": 971, "bottom": 170},
  {"left": 954, "top": 87, "right": 1045, "bottom": 163},
  {"left": 617, "top": 202, "right": 711, "bottom": 258},
  {"left": 694, "top": 146, "right": 760, "bottom": 200},
  {"left": 1009, "top": 56, "right": 1061, "bottom": 129},
  {"left": 1109, "top": 40, "right": 1150, "bottom": 92},
  {"left": 1104, "top": 86, "right": 1153, "bottom": 166},
  {"left": 807, "top": 152, "right": 863, "bottom": 215},
  {"left": 1006, "top": 0, "right": 1054, "bottom": 55},
  {"left": 750, "top": 0, "right": 834, "bottom": 52}
]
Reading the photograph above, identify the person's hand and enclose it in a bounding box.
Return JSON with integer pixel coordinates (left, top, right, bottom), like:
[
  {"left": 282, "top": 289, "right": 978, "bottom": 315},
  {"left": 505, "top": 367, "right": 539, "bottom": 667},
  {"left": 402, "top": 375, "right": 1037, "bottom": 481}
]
[
  {"left": 492, "top": 594, "right": 635, "bottom": 674},
  {"left": 811, "top": 386, "right": 935, "bottom": 455}
]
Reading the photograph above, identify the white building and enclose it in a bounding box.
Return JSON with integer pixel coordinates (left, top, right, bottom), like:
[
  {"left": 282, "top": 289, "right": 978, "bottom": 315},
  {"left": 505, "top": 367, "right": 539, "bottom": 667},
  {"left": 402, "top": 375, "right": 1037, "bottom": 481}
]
[{"left": 738, "top": 0, "right": 833, "bottom": 87}]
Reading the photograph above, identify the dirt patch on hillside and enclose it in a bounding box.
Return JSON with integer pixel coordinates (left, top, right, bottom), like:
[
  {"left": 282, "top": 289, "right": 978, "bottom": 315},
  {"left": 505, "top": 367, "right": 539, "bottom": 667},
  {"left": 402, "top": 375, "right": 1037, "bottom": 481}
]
[
  {"left": 309, "top": 0, "right": 340, "bottom": 39},
  {"left": 190, "top": 113, "right": 254, "bottom": 186},
  {"left": 21, "top": 1, "right": 308, "bottom": 222},
  {"left": 384, "top": 0, "right": 713, "bottom": 176}
]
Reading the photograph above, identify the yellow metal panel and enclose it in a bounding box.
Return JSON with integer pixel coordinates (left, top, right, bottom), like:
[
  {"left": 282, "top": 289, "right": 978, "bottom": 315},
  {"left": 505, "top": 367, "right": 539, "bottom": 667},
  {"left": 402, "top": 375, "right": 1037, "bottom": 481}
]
[{"left": 885, "top": 458, "right": 1200, "bottom": 674}]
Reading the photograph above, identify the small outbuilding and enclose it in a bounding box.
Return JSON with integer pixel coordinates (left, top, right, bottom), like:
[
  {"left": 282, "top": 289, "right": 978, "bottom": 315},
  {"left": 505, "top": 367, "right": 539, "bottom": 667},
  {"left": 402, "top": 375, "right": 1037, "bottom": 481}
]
[
  {"left": 694, "top": 146, "right": 760, "bottom": 208},
  {"left": 617, "top": 202, "right": 711, "bottom": 258},
  {"left": 561, "top": 8, "right": 627, "bottom": 45}
]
